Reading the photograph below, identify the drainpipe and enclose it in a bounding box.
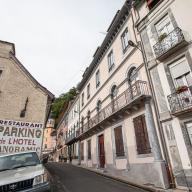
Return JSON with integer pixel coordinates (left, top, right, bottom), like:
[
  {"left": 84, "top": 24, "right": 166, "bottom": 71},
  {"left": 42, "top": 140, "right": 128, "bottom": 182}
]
[{"left": 139, "top": 39, "right": 176, "bottom": 188}]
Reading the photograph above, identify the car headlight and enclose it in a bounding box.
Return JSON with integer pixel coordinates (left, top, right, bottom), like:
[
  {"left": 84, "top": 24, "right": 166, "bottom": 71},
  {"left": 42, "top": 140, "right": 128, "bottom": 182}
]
[{"left": 33, "top": 172, "right": 48, "bottom": 186}]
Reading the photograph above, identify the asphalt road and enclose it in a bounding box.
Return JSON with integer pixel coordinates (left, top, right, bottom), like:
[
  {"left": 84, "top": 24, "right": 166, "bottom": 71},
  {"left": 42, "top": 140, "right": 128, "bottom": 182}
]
[{"left": 46, "top": 162, "right": 149, "bottom": 192}]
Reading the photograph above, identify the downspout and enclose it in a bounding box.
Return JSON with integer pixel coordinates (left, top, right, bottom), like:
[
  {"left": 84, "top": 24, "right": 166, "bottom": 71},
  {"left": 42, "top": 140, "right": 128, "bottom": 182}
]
[{"left": 139, "top": 39, "right": 175, "bottom": 188}]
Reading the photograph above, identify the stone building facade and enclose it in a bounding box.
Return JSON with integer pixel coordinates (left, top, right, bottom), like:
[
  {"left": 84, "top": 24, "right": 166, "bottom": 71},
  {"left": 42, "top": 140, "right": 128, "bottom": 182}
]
[
  {"left": 65, "top": 0, "right": 170, "bottom": 189},
  {"left": 135, "top": 0, "right": 192, "bottom": 189},
  {"left": 0, "top": 40, "right": 54, "bottom": 155}
]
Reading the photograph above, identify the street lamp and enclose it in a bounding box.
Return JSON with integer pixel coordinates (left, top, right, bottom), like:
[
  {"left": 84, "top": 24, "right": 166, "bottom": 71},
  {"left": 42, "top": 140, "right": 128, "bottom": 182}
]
[{"left": 128, "top": 40, "right": 142, "bottom": 52}]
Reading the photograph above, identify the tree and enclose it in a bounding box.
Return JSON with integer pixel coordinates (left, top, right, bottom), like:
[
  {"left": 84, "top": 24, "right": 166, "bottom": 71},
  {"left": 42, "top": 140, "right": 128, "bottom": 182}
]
[{"left": 51, "top": 87, "right": 77, "bottom": 119}]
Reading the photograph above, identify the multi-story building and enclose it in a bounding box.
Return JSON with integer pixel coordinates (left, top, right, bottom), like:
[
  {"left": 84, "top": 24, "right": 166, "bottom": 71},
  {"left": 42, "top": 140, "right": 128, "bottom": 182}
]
[
  {"left": 0, "top": 40, "right": 54, "bottom": 155},
  {"left": 135, "top": 0, "right": 192, "bottom": 189},
  {"left": 65, "top": 1, "right": 170, "bottom": 189},
  {"left": 42, "top": 117, "right": 56, "bottom": 154},
  {"left": 65, "top": 96, "right": 80, "bottom": 163}
]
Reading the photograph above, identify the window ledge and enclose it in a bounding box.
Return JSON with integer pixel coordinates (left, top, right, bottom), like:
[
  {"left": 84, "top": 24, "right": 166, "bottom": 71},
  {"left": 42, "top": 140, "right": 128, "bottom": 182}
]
[{"left": 136, "top": 153, "right": 153, "bottom": 158}]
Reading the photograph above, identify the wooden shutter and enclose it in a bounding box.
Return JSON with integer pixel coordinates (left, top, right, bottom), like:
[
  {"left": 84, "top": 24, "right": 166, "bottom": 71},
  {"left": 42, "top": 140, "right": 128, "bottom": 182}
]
[
  {"left": 87, "top": 140, "right": 91, "bottom": 160},
  {"left": 114, "top": 126, "right": 125, "bottom": 157},
  {"left": 133, "top": 115, "right": 151, "bottom": 154},
  {"left": 81, "top": 142, "right": 84, "bottom": 160}
]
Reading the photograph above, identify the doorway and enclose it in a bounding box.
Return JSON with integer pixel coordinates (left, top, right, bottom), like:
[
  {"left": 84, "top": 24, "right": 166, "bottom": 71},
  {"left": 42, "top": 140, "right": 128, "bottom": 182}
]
[{"left": 98, "top": 134, "right": 105, "bottom": 168}]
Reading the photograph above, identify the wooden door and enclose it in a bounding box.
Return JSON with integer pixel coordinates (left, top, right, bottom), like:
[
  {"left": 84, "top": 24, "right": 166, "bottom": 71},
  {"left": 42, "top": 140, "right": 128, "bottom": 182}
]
[{"left": 98, "top": 134, "right": 105, "bottom": 168}]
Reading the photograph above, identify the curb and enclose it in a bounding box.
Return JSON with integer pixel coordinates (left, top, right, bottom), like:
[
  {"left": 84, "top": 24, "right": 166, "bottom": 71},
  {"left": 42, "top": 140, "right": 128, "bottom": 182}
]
[{"left": 71, "top": 164, "right": 164, "bottom": 192}]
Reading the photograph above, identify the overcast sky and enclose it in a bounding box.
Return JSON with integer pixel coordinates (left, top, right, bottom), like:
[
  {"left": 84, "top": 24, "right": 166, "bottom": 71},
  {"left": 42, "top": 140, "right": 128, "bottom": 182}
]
[{"left": 1, "top": 0, "right": 125, "bottom": 96}]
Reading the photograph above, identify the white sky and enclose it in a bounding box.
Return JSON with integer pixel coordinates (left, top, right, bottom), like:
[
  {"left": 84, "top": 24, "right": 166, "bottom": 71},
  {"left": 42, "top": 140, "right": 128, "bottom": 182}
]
[{"left": 1, "top": 0, "right": 125, "bottom": 96}]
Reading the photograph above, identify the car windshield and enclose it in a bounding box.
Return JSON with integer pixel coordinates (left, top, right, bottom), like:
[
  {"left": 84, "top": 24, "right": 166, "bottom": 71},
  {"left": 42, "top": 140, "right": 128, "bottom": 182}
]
[{"left": 0, "top": 152, "right": 40, "bottom": 172}]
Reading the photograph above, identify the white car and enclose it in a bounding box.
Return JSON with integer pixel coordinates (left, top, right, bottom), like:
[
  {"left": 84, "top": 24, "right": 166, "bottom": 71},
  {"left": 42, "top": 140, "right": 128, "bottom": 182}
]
[{"left": 0, "top": 151, "right": 51, "bottom": 192}]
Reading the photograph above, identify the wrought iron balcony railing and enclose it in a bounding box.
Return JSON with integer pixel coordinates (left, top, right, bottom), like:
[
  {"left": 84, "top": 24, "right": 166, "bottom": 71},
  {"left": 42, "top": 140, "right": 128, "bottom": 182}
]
[
  {"left": 65, "top": 132, "right": 76, "bottom": 144},
  {"left": 76, "top": 80, "right": 150, "bottom": 138},
  {"left": 153, "top": 27, "right": 185, "bottom": 59},
  {"left": 167, "top": 87, "right": 192, "bottom": 115}
]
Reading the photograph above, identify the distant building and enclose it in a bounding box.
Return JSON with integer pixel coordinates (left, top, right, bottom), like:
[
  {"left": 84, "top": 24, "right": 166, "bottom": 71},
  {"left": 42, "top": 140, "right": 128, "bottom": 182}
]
[
  {"left": 0, "top": 40, "right": 54, "bottom": 155},
  {"left": 42, "top": 118, "right": 56, "bottom": 154}
]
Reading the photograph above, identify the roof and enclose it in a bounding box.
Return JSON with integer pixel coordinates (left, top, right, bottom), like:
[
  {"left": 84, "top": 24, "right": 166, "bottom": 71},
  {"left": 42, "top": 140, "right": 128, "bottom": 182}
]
[
  {"left": 77, "top": 0, "right": 133, "bottom": 91},
  {"left": 0, "top": 40, "right": 54, "bottom": 100}
]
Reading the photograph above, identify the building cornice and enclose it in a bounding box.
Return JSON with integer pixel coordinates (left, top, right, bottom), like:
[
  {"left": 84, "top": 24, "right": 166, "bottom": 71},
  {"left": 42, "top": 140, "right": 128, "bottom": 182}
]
[{"left": 77, "top": 0, "right": 133, "bottom": 91}]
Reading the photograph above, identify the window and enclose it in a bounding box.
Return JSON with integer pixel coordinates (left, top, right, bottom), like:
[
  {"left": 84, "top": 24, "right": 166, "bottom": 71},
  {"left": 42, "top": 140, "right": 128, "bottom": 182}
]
[
  {"left": 0, "top": 70, "right": 2, "bottom": 77},
  {"left": 121, "top": 28, "right": 129, "bottom": 52},
  {"left": 133, "top": 115, "right": 151, "bottom": 154},
  {"left": 87, "top": 84, "right": 90, "bottom": 99},
  {"left": 96, "top": 70, "right": 100, "bottom": 88},
  {"left": 81, "top": 92, "right": 84, "bottom": 106},
  {"left": 111, "top": 85, "right": 118, "bottom": 99},
  {"left": 185, "top": 122, "right": 192, "bottom": 145},
  {"left": 155, "top": 15, "right": 174, "bottom": 37},
  {"left": 128, "top": 67, "right": 138, "bottom": 85},
  {"left": 169, "top": 58, "right": 192, "bottom": 89},
  {"left": 87, "top": 140, "right": 91, "bottom": 160},
  {"left": 114, "top": 126, "right": 125, "bottom": 157},
  {"left": 81, "top": 142, "right": 84, "bottom": 160},
  {"left": 147, "top": 0, "right": 160, "bottom": 10},
  {"left": 108, "top": 51, "right": 115, "bottom": 72},
  {"left": 44, "top": 144, "right": 47, "bottom": 149},
  {"left": 96, "top": 100, "right": 102, "bottom": 112}
]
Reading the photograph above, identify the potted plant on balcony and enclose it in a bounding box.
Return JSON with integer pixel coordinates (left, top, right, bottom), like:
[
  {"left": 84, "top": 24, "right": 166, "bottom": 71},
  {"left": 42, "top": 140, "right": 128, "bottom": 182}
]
[
  {"left": 176, "top": 85, "right": 188, "bottom": 94},
  {"left": 158, "top": 33, "right": 167, "bottom": 42}
]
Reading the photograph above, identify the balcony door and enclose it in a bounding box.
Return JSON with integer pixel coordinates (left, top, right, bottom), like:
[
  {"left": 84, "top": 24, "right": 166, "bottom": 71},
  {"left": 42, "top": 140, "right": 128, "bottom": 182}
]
[{"left": 98, "top": 134, "right": 105, "bottom": 168}]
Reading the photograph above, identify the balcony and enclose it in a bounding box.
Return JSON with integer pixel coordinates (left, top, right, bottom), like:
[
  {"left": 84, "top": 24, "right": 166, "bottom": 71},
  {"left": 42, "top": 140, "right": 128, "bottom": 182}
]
[
  {"left": 73, "top": 80, "right": 151, "bottom": 140},
  {"left": 167, "top": 87, "right": 192, "bottom": 116},
  {"left": 153, "top": 27, "right": 187, "bottom": 60},
  {"left": 65, "top": 132, "right": 76, "bottom": 144}
]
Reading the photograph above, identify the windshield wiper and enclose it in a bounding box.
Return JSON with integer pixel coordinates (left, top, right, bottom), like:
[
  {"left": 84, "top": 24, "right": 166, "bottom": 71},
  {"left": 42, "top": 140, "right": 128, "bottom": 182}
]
[
  {"left": 12, "top": 164, "right": 38, "bottom": 169},
  {"left": 0, "top": 168, "right": 11, "bottom": 172}
]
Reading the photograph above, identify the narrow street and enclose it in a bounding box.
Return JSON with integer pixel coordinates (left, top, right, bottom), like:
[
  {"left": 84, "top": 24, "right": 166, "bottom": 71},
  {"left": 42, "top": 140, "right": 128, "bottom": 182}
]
[{"left": 46, "top": 163, "right": 149, "bottom": 192}]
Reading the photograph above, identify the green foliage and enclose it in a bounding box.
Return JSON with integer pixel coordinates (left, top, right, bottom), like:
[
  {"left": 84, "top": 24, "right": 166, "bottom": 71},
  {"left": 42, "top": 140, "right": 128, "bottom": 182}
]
[{"left": 51, "top": 87, "right": 77, "bottom": 119}]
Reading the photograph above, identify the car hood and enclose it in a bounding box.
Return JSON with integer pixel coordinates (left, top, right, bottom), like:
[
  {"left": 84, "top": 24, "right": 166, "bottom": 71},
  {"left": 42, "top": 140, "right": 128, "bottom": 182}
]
[{"left": 0, "top": 164, "right": 44, "bottom": 186}]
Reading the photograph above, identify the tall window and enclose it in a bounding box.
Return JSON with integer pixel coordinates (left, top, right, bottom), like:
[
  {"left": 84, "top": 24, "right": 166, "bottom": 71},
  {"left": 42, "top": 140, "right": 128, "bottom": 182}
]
[
  {"left": 81, "top": 142, "right": 84, "bottom": 160},
  {"left": 96, "top": 100, "right": 102, "bottom": 112},
  {"left": 121, "top": 28, "right": 129, "bottom": 52},
  {"left": 108, "top": 51, "right": 115, "bottom": 72},
  {"left": 185, "top": 122, "right": 192, "bottom": 145},
  {"left": 169, "top": 58, "right": 192, "bottom": 90},
  {"left": 128, "top": 67, "right": 138, "bottom": 85},
  {"left": 133, "top": 115, "right": 151, "bottom": 154},
  {"left": 82, "top": 92, "right": 84, "bottom": 106},
  {"left": 0, "top": 70, "right": 2, "bottom": 77},
  {"left": 96, "top": 70, "right": 100, "bottom": 88},
  {"left": 114, "top": 126, "right": 125, "bottom": 157},
  {"left": 87, "top": 83, "right": 90, "bottom": 99},
  {"left": 87, "top": 140, "right": 91, "bottom": 160},
  {"left": 111, "top": 85, "right": 118, "bottom": 99}
]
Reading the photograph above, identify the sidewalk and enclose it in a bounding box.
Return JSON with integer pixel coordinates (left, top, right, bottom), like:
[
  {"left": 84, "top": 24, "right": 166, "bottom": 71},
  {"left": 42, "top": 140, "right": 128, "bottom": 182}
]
[{"left": 72, "top": 163, "right": 188, "bottom": 192}]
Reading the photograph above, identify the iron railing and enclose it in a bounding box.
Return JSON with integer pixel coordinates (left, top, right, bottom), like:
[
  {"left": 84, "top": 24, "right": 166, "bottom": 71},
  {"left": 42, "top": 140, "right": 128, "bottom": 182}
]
[
  {"left": 167, "top": 87, "right": 192, "bottom": 114},
  {"left": 153, "top": 27, "right": 185, "bottom": 58},
  {"left": 75, "top": 80, "right": 149, "bottom": 137}
]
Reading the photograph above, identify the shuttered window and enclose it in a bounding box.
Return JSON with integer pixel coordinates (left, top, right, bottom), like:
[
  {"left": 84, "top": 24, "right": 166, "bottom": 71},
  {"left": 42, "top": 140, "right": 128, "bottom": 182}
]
[
  {"left": 81, "top": 142, "right": 84, "bottom": 160},
  {"left": 114, "top": 126, "right": 125, "bottom": 157},
  {"left": 87, "top": 140, "right": 91, "bottom": 160},
  {"left": 133, "top": 115, "right": 151, "bottom": 154}
]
